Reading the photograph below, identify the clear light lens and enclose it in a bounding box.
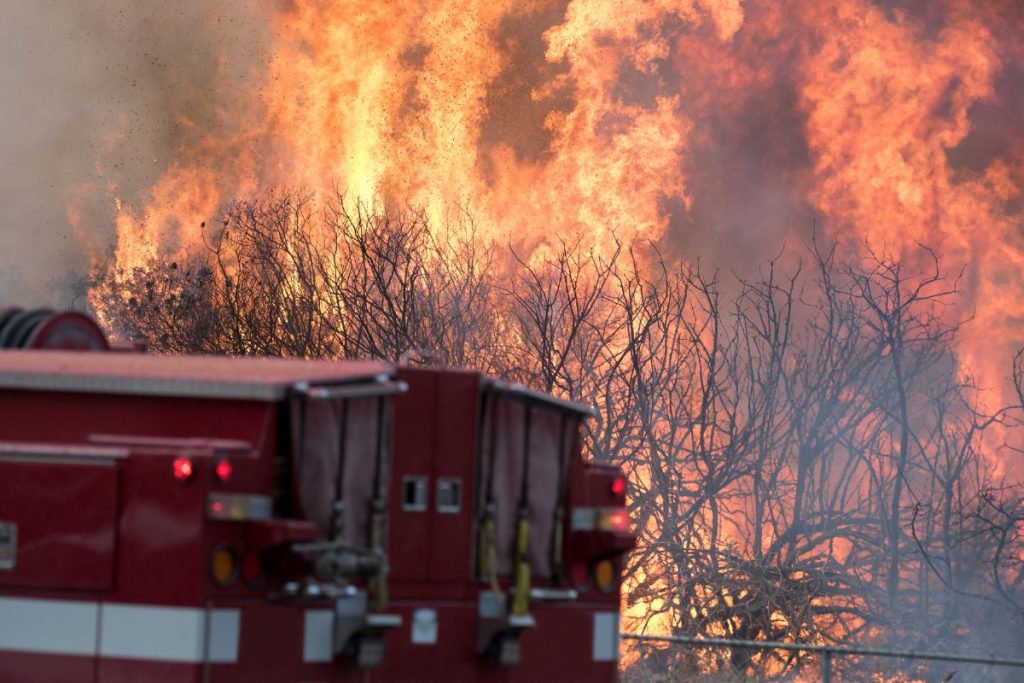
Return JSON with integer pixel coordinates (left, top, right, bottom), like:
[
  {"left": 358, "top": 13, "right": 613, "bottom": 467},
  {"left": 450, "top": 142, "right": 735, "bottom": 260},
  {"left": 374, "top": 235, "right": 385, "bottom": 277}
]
[
  {"left": 608, "top": 509, "right": 629, "bottom": 531},
  {"left": 207, "top": 493, "right": 273, "bottom": 521},
  {"left": 597, "top": 507, "right": 630, "bottom": 532}
]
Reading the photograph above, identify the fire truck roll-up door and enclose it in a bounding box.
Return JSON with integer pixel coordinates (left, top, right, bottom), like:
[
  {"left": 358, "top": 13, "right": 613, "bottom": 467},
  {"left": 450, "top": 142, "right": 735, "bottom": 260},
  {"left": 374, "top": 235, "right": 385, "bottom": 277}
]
[
  {"left": 473, "top": 381, "right": 593, "bottom": 665},
  {"left": 287, "top": 378, "right": 406, "bottom": 667},
  {"left": 476, "top": 381, "right": 593, "bottom": 585},
  {"left": 291, "top": 380, "right": 407, "bottom": 541}
]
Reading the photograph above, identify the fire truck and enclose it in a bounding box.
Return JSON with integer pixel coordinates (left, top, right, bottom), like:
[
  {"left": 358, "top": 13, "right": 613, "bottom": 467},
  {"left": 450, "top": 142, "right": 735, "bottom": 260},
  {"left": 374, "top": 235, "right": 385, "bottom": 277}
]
[{"left": 0, "top": 308, "right": 634, "bottom": 682}]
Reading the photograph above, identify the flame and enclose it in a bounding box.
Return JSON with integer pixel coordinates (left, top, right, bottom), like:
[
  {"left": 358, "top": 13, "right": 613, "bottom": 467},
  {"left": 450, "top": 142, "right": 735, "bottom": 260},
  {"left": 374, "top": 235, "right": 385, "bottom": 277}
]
[
  {"left": 796, "top": 2, "right": 1023, "bottom": 408},
  {"left": 87, "top": 0, "right": 751, "bottom": 274},
  {"left": 73, "top": 0, "right": 1023, "bottom": 675},
  {"left": 85, "top": 1, "right": 1023, "bottom": 388}
]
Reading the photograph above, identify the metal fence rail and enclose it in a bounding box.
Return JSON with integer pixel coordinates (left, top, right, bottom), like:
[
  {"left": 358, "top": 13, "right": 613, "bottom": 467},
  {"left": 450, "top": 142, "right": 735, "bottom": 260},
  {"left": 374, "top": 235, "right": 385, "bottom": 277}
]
[{"left": 621, "top": 633, "right": 1024, "bottom": 682}]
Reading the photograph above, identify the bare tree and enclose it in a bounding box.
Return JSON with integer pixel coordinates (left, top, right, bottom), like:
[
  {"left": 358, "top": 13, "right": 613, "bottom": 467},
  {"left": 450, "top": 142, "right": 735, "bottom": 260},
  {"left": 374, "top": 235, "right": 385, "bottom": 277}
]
[{"left": 91, "top": 190, "right": 1024, "bottom": 680}]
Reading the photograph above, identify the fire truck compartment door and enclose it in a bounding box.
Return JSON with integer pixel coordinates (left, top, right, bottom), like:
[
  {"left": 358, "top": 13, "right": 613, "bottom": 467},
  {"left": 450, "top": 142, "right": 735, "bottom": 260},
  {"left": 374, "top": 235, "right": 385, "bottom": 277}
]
[{"left": 0, "top": 451, "right": 120, "bottom": 591}]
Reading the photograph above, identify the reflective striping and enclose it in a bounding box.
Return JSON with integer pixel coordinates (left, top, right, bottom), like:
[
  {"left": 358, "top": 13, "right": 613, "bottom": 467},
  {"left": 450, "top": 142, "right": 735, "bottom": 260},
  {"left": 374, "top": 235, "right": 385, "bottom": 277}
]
[
  {"left": 592, "top": 612, "right": 619, "bottom": 662},
  {"left": 0, "top": 596, "right": 98, "bottom": 656},
  {"left": 100, "top": 604, "right": 205, "bottom": 662},
  {"left": 207, "top": 493, "right": 273, "bottom": 521},
  {"left": 207, "top": 609, "right": 241, "bottom": 663},
  {"left": 571, "top": 507, "right": 597, "bottom": 531},
  {"left": 99, "top": 604, "right": 240, "bottom": 663},
  {"left": 0, "top": 598, "right": 239, "bottom": 663},
  {"left": 572, "top": 506, "right": 629, "bottom": 532},
  {"left": 303, "top": 609, "right": 334, "bottom": 662}
]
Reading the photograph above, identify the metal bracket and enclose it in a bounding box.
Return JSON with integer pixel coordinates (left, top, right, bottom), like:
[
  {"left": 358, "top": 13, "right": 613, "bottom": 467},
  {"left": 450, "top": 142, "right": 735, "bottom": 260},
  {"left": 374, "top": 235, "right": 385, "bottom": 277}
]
[
  {"left": 476, "top": 591, "right": 536, "bottom": 666},
  {"left": 334, "top": 591, "right": 402, "bottom": 668}
]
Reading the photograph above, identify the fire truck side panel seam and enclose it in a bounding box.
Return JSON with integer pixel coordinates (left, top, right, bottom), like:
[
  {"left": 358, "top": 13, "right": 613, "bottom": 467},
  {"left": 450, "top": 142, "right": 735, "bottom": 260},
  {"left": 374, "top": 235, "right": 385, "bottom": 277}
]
[
  {"left": 302, "top": 609, "right": 333, "bottom": 662},
  {"left": 591, "top": 611, "right": 619, "bottom": 662},
  {"left": 0, "top": 596, "right": 98, "bottom": 656}
]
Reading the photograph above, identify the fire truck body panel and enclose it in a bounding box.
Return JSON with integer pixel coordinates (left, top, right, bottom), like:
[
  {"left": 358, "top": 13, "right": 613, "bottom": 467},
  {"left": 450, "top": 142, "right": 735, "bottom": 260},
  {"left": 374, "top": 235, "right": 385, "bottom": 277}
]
[
  {"left": 0, "top": 350, "right": 400, "bottom": 682},
  {"left": 0, "top": 444, "right": 122, "bottom": 592},
  {"left": 0, "top": 339, "right": 633, "bottom": 680},
  {"left": 387, "top": 368, "right": 478, "bottom": 590},
  {"left": 374, "top": 600, "right": 620, "bottom": 682},
  {"left": 367, "top": 367, "right": 626, "bottom": 681}
]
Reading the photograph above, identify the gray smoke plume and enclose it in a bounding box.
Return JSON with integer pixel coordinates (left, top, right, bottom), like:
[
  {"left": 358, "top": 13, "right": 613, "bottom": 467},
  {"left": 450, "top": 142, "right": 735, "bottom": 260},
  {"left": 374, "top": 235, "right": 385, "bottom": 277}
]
[{"left": 0, "top": 0, "right": 272, "bottom": 304}]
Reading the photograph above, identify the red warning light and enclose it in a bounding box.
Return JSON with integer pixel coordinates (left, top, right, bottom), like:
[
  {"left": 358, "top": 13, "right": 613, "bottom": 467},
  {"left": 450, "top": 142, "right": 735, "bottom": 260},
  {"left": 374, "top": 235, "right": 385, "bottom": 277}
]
[
  {"left": 173, "top": 457, "right": 194, "bottom": 481},
  {"left": 611, "top": 476, "right": 627, "bottom": 497},
  {"left": 215, "top": 459, "right": 233, "bottom": 482},
  {"left": 241, "top": 552, "right": 263, "bottom": 583},
  {"left": 571, "top": 561, "right": 590, "bottom": 589}
]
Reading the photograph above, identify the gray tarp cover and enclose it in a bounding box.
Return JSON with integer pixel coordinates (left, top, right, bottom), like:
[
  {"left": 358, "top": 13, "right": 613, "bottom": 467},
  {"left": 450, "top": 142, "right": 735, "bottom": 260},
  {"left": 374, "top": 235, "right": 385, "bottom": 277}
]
[
  {"left": 291, "top": 395, "right": 392, "bottom": 549},
  {"left": 479, "top": 397, "right": 576, "bottom": 578}
]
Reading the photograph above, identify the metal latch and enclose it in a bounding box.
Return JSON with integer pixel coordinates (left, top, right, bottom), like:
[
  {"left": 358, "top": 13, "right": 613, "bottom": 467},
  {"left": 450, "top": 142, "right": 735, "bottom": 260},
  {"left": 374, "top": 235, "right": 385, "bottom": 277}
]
[{"left": 0, "top": 521, "right": 16, "bottom": 570}]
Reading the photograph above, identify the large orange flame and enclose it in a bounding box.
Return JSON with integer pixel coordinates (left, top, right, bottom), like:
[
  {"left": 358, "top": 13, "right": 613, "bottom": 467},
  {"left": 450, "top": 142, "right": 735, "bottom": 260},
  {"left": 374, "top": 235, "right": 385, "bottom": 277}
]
[
  {"left": 83, "top": 1, "right": 1023, "bottom": 372},
  {"left": 73, "top": 2, "right": 1023, "bottom": 669}
]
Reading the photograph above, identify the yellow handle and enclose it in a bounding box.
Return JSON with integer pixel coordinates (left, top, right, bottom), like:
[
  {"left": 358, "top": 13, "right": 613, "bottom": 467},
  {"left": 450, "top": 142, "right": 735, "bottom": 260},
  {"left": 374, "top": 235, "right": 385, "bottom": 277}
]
[
  {"left": 478, "top": 516, "right": 501, "bottom": 593},
  {"left": 511, "top": 517, "right": 531, "bottom": 616}
]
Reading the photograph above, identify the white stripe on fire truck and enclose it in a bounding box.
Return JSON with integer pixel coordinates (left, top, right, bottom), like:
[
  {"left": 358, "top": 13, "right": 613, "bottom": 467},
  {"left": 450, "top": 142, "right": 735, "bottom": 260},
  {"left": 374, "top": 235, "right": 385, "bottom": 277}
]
[
  {"left": 302, "top": 609, "right": 335, "bottom": 663},
  {"left": 99, "top": 603, "right": 240, "bottom": 663},
  {"left": 0, "top": 597, "right": 239, "bottom": 663},
  {"left": 0, "top": 596, "right": 99, "bottom": 656},
  {"left": 592, "top": 612, "right": 620, "bottom": 662}
]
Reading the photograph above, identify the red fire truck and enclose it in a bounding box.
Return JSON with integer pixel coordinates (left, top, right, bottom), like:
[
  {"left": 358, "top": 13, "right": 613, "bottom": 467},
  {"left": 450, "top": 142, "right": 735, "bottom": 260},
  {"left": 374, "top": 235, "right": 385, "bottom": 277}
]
[{"left": 0, "top": 308, "right": 634, "bottom": 682}]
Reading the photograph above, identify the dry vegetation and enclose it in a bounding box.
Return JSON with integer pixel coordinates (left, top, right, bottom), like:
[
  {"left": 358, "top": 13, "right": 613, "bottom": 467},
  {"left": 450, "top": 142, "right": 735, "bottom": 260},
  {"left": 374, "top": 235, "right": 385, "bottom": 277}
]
[{"left": 90, "top": 190, "right": 1024, "bottom": 680}]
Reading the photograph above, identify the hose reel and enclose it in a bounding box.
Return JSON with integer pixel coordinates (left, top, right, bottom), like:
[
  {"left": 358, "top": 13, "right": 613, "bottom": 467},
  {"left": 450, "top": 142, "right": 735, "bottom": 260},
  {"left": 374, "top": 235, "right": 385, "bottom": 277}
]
[{"left": 0, "top": 307, "right": 109, "bottom": 350}]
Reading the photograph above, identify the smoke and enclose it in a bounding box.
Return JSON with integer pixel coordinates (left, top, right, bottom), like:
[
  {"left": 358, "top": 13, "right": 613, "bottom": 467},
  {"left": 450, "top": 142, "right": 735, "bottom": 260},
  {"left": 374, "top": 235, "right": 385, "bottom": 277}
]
[{"left": 0, "top": 0, "right": 273, "bottom": 303}]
